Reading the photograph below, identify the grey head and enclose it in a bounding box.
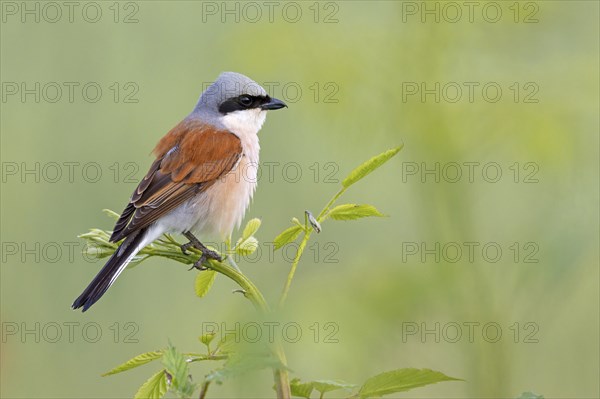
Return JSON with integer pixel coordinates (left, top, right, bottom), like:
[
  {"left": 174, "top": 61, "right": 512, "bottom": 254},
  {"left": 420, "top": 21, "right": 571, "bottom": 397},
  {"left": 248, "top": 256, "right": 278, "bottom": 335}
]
[{"left": 193, "top": 72, "right": 286, "bottom": 123}]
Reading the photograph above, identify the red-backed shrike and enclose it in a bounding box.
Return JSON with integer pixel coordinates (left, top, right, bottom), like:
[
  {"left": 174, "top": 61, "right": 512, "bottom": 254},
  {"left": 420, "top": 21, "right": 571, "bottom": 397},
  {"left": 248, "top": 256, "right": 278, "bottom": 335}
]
[{"left": 72, "top": 72, "right": 287, "bottom": 311}]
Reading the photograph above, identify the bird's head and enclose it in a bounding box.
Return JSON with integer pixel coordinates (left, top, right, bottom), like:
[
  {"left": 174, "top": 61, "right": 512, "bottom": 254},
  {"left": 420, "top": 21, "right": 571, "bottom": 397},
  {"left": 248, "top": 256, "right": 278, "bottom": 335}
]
[{"left": 195, "top": 72, "right": 287, "bottom": 135}]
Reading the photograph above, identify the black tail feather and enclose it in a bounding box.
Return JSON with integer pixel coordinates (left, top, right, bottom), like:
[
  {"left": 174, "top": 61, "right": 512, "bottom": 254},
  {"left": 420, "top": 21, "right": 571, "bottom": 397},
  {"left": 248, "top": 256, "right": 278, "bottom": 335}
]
[{"left": 72, "top": 229, "right": 146, "bottom": 312}]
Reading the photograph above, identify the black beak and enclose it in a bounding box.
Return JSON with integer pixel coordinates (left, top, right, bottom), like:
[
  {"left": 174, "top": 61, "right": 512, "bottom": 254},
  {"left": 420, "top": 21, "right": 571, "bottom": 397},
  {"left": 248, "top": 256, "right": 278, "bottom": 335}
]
[{"left": 261, "top": 97, "right": 287, "bottom": 110}]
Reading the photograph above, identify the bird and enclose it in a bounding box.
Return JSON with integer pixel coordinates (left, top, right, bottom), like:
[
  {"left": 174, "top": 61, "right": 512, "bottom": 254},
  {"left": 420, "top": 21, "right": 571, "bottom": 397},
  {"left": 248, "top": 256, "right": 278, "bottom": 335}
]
[{"left": 72, "top": 72, "right": 287, "bottom": 312}]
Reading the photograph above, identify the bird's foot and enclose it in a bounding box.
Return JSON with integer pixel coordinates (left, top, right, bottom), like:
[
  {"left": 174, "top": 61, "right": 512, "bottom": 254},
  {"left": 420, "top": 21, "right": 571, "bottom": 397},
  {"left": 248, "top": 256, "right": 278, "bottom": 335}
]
[
  {"left": 188, "top": 249, "right": 222, "bottom": 271},
  {"left": 188, "top": 255, "right": 209, "bottom": 271},
  {"left": 201, "top": 247, "right": 222, "bottom": 262},
  {"left": 181, "top": 231, "right": 222, "bottom": 270},
  {"left": 181, "top": 241, "right": 195, "bottom": 255}
]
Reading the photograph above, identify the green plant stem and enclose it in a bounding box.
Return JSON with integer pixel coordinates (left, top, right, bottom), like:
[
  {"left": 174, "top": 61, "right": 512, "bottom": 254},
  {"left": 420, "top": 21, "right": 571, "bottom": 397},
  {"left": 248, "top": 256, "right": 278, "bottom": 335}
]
[
  {"left": 273, "top": 341, "right": 291, "bottom": 399},
  {"left": 278, "top": 231, "right": 312, "bottom": 309},
  {"left": 273, "top": 229, "right": 314, "bottom": 398},
  {"left": 198, "top": 381, "right": 210, "bottom": 399},
  {"left": 273, "top": 187, "right": 351, "bottom": 397},
  {"left": 278, "top": 186, "right": 346, "bottom": 310},
  {"left": 187, "top": 355, "right": 228, "bottom": 363},
  {"left": 317, "top": 187, "right": 347, "bottom": 221}
]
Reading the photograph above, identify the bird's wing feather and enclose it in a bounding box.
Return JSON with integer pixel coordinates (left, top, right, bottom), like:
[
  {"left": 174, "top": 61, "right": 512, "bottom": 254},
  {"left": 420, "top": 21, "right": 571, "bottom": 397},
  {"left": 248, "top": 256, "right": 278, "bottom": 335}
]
[{"left": 110, "top": 119, "right": 242, "bottom": 242}]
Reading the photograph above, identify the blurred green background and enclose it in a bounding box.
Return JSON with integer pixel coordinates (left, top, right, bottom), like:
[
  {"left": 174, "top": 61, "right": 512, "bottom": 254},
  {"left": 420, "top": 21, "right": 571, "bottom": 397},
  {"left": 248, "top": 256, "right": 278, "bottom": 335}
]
[{"left": 1, "top": 1, "right": 598, "bottom": 398}]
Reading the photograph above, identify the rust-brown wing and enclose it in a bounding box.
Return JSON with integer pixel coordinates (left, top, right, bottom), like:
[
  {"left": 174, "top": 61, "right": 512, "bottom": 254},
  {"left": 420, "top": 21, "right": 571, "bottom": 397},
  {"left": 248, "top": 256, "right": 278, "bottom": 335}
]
[{"left": 109, "top": 119, "right": 242, "bottom": 242}]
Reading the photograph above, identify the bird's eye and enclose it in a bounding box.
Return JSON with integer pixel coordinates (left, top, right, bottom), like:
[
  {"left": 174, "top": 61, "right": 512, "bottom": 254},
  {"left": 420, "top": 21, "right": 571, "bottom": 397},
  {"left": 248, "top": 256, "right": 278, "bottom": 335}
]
[{"left": 238, "top": 95, "right": 253, "bottom": 107}]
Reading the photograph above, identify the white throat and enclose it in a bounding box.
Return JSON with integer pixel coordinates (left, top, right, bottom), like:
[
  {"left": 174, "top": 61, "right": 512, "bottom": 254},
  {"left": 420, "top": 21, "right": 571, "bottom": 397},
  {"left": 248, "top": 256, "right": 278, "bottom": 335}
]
[{"left": 221, "top": 109, "right": 267, "bottom": 141}]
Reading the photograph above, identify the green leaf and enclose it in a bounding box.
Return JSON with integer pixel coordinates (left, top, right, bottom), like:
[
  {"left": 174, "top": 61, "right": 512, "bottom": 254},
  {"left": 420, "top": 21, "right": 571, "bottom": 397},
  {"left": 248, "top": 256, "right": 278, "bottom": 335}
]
[
  {"left": 102, "top": 350, "right": 164, "bottom": 376},
  {"left": 162, "top": 343, "right": 195, "bottom": 398},
  {"left": 102, "top": 208, "right": 121, "bottom": 221},
  {"left": 289, "top": 378, "right": 314, "bottom": 398},
  {"left": 134, "top": 370, "right": 168, "bottom": 399},
  {"left": 312, "top": 379, "right": 357, "bottom": 394},
  {"left": 79, "top": 230, "right": 114, "bottom": 246},
  {"left": 235, "top": 236, "right": 259, "bottom": 256},
  {"left": 342, "top": 146, "right": 402, "bottom": 188},
  {"left": 517, "top": 393, "right": 544, "bottom": 399},
  {"left": 273, "top": 225, "right": 303, "bottom": 250},
  {"left": 241, "top": 218, "right": 261, "bottom": 241},
  {"left": 358, "top": 368, "right": 461, "bottom": 398},
  {"left": 216, "top": 333, "right": 238, "bottom": 354},
  {"left": 199, "top": 333, "right": 216, "bottom": 347},
  {"left": 82, "top": 245, "right": 114, "bottom": 259},
  {"left": 195, "top": 270, "right": 217, "bottom": 298},
  {"left": 326, "top": 204, "right": 385, "bottom": 221},
  {"left": 235, "top": 219, "right": 261, "bottom": 255},
  {"left": 286, "top": 378, "right": 356, "bottom": 398}
]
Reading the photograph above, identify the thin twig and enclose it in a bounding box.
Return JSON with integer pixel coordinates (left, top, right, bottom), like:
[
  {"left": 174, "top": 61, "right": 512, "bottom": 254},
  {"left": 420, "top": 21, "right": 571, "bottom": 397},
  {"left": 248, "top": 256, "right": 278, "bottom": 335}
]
[{"left": 198, "top": 381, "right": 210, "bottom": 399}]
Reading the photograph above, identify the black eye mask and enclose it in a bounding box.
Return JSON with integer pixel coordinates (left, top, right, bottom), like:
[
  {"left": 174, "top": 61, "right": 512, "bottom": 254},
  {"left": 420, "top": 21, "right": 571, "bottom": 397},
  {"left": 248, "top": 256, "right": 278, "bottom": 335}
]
[{"left": 218, "top": 95, "right": 271, "bottom": 114}]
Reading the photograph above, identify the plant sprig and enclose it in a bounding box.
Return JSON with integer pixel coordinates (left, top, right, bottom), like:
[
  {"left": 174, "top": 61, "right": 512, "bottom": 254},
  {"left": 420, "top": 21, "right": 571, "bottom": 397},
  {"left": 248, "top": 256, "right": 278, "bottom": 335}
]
[{"left": 80, "top": 145, "right": 462, "bottom": 399}]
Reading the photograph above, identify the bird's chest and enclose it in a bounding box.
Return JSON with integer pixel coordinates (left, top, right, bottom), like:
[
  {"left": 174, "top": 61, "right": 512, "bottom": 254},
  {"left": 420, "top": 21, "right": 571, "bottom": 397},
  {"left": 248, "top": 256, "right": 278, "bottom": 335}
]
[
  {"left": 194, "top": 137, "right": 259, "bottom": 238},
  {"left": 217, "top": 152, "right": 258, "bottom": 211}
]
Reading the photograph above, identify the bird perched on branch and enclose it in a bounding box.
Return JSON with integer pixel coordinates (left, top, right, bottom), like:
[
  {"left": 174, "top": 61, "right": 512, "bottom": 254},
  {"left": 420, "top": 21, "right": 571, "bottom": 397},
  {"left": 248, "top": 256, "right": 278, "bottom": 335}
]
[{"left": 72, "top": 72, "right": 287, "bottom": 311}]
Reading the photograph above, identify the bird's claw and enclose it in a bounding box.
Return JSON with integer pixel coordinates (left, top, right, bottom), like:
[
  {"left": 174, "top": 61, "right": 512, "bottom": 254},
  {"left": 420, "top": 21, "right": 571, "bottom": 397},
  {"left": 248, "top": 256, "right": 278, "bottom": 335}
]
[
  {"left": 181, "top": 242, "right": 194, "bottom": 255},
  {"left": 181, "top": 232, "right": 222, "bottom": 270},
  {"left": 189, "top": 255, "right": 208, "bottom": 271},
  {"left": 188, "top": 249, "right": 222, "bottom": 271}
]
